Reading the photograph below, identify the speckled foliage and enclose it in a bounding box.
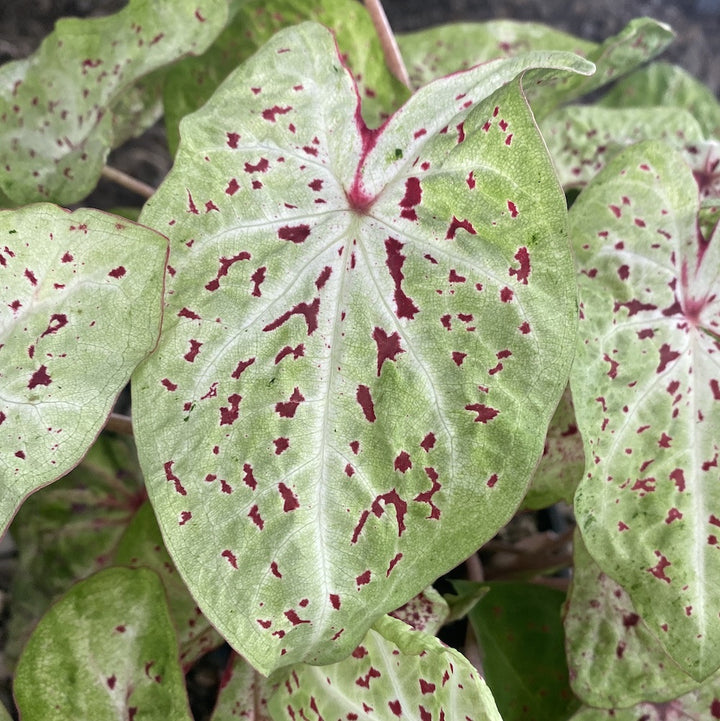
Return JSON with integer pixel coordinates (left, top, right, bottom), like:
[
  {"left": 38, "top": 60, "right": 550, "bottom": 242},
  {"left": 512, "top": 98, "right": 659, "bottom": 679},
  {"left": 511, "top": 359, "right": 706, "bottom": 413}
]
[
  {"left": 0, "top": 205, "right": 166, "bottom": 534},
  {"left": 570, "top": 140, "right": 720, "bottom": 681},
  {"left": 132, "top": 22, "right": 588, "bottom": 674}
]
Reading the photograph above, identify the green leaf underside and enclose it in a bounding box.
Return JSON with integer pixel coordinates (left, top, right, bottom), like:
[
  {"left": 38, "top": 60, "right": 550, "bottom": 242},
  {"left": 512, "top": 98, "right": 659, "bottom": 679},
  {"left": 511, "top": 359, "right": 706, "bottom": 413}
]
[
  {"left": 134, "top": 22, "right": 585, "bottom": 674},
  {"left": 0, "top": 0, "right": 230, "bottom": 205},
  {"left": 5, "top": 433, "right": 144, "bottom": 669},
  {"left": 14, "top": 567, "right": 192, "bottom": 721},
  {"left": 465, "top": 580, "right": 580, "bottom": 721},
  {"left": 0, "top": 205, "right": 166, "bottom": 534},
  {"left": 523, "top": 385, "right": 584, "bottom": 510},
  {"left": 565, "top": 531, "right": 699, "bottom": 707},
  {"left": 114, "top": 501, "right": 225, "bottom": 670},
  {"left": 210, "top": 653, "right": 275, "bottom": 721},
  {"left": 541, "top": 106, "right": 705, "bottom": 189},
  {"left": 164, "top": 0, "right": 409, "bottom": 155},
  {"left": 599, "top": 61, "right": 720, "bottom": 139},
  {"left": 398, "top": 18, "right": 673, "bottom": 117},
  {"left": 570, "top": 141, "right": 720, "bottom": 681},
  {"left": 268, "top": 614, "right": 502, "bottom": 721}
]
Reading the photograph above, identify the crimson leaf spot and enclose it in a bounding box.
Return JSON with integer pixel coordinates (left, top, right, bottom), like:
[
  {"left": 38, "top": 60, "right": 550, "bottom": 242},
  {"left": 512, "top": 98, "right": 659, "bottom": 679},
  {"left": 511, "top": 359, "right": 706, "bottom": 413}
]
[
  {"left": 446, "top": 216, "right": 477, "bottom": 239},
  {"left": 278, "top": 224, "right": 310, "bottom": 243},
  {"left": 278, "top": 482, "right": 299, "bottom": 511},
  {"left": 263, "top": 299, "right": 320, "bottom": 335},
  {"left": 399, "top": 177, "right": 422, "bottom": 221},
  {"left": 356, "top": 385, "right": 376, "bottom": 422},
  {"left": 384, "top": 237, "right": 419, "bottom": 319},
  {"left": 373, "top": 326, "right": 405, "bottom": 376},
  {"left": 465, "top": 404, "right": 499, "bottom": 423},
  {"left": 275, "top": 387, "right": 305, "bottom": 418},
  {"left": 28, "top": 365, "right": 51, "bottom": 389},
  {"left": 509, "top": 247, "right": 530, "bottom": 283},
  {"left": 219, "top": 394, "right": 242, "bottom": 426}
]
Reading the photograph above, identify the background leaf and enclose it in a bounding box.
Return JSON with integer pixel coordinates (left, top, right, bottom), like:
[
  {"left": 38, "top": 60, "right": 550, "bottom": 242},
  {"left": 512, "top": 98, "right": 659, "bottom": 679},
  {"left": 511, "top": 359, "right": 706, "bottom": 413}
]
[
  {"left": 268, "top": 614, "right": 503, "bottom": 721},
  {"left": 465, "top": 580, "right": 580, "bottom": 721},
  {"left": 389, "top": 586, "right": 449, "bottom": 635},
  {"left": 570, "top": 140, "right": 720, "bottom": 681},
  {"left": 14, "top": 567, "right": 193, "bottom": 721},
  {"left": 0, "top": 0, "right": 231, "bottom": 204},
  {"left": 209, "top": 653, "right": 275, "bottom": 721},
  {"left": 134, "top": 21, "right": 585, "bottom": 674},
  {"left": 0, "top": 204, "right": 166, "bottom": 534}
]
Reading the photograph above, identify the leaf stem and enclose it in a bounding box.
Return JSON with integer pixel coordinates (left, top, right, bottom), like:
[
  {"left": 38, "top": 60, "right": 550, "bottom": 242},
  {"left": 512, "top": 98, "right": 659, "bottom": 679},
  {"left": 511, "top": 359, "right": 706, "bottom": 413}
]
[
  {"left": 363, "top": 0, "right": 411, "bottom": 88},
  {"left": 101, "top": 165, "right": 155, "bottom": 200},
  {"left": 105, "top": 412, "right": 133, "bottom": 436}
]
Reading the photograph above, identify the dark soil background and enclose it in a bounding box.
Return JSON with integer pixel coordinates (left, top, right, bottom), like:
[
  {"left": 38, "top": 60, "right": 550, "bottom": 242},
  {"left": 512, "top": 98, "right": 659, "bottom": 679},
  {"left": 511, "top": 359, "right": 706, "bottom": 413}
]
[{"left": 0, "top": 1, "right": 717, "bottom": 718}]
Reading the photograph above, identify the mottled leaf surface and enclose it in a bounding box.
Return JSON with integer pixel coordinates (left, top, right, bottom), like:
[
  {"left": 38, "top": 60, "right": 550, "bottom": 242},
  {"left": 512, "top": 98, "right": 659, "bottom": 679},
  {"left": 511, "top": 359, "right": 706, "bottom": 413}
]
[
  {"left": 164, "top": 0, "right": 409, "bottom": 154},
  {"left": 114, "top": 501, "right": 225, "bottom": 670},
  {"left": 570, "top": 141, "right": 720, "bottom": 681},
  {"left": 565, "top": 531, "right": 698, "bottom": 707},
  {"left": 599, "top": 61, "right": 720, "bottom": 138},
  {"left": 134, "top": 22, "right": 585, "bottom": 674},
  {"left": 14, "top": 567, "right": 193, "bottom": 721},
  {"left": 687, "top": 140, "right": 720, "bottom": 205},
  {"left": 541, "top": 106, "right": 704, "bottom": 189},
  {"left": 5, "top": 433, "right": 144, "bottom": 669},
  {"left": 523, "top": 385, "right": 584, "bottom": 510},
  {"left": 389, "top": 585, "right": 449, "bottom": 635},
  {"left": 466, "top": 581, "right": 580, "bottom": 721},
  {"left": 0, "top": 205, "right": 166, "bottom": 534},
  {"left": 0, "top": 0, "right": 230, "bottom": 204},
  {"left": 398, "top": 18, "right": 673, "bottom": 117},
  {"left": 210, "top": 653, "right": 275, "bottom": 721},
  {"left": 268, "top": 614, "right": 502, "bottom": 721}
]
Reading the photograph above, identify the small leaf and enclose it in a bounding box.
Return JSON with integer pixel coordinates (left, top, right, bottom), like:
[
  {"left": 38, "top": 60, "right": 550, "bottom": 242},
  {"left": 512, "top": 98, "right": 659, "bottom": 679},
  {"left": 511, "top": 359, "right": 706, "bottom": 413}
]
[
  {"left": 133, "top": 22, "right": 585, "bottom": 674},
  {"left": 465, "top": 580, "right": 580, "bottom": 721},
  {"left": 268, "top": 614, "right": 502, "bottom": 721},
  {"left": 210, "top": 652, "right": 276, "bottom": 721},
  {"left": 0, "top": 205, "right": 167, "bottom": 534},
  {"left": 164, "top": 0, "right": 409, "bottom": 153},
  {"left": 14, "top": 567, "right": 193, "bottom": 721},
  {"left": 114, "top": 501, "right": 225, "bottom": 670},
  {"left": 5, "top": 433, "right": 144, "bottom": 669},
  {"left": 0, "top": 0, "right": 231, "bottom": 204},
  {"left": 389, "top": 586, "right": 449, "bottom": 635},
  {"left": 570, "top": 140, "right": 720, "bottom": 681},
  {"left": 599, "top": 61, "right": 720, "bottom": 138},
  {"left": 523, "top": 385, "right": 584, "bottom": 510}
]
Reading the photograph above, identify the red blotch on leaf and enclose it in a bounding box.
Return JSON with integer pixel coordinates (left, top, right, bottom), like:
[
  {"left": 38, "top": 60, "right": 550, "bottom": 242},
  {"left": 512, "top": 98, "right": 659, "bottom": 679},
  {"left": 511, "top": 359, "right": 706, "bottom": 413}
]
[
  {"left": 648, "top": 550, "right": 672, "bottom": 583},
  {"left": 278, "top": 224, "right": 310, "bottom": 243},
  {"left": 356, "top": 385, "right": 376, "bottom": 422},
  {"left": 278, "top": 482, "right": 299, "bottom": 511},
  {"left": 384, "top": 237, "right": 419, "bottom": 319},
  {"left": 394, "top": 451, "right": 412, "bottom": 472},
  {"left": 446, "top": 216, "right": 477, "bottom": 239},
  {"left": 263, "top": 298, "right": 320, "bottom": 336},
  {"left": 222, "top": 550, "right": 238, "bottom": 569},
  {"left": 509, "top": 247, "right": 530, "bottom": 284},
  {"left": 420, "top": 432, "right": 436, "bottom": 452},
  {"left": 40, "top": 313, "right": 68, "bottom": 337},
  {"left": 274, "top": 438, "right": 290, "bottom": 455},
  {"left": 373, "top": 326, "right": 405, "bottom": 376},
  {"left": 399, "top": 177, "right": 422, "bottom": 221},
  {"left": 163, "top": 461, "right": 187, "bottom": 496},
  {"left": 275, "top": 387, "right": 305, "bottom": 418},
  {"left": 28, "top": 365, "right": 51, "bottom": 389},
  {"left": 356, "top": 570, "right": 371, "bottom": 587},
  {"left": 219, "top": 394, "right": 242, "bottom": 426},
  {"left": 465, "top": 404, "right": 499, "bottom": 423}
]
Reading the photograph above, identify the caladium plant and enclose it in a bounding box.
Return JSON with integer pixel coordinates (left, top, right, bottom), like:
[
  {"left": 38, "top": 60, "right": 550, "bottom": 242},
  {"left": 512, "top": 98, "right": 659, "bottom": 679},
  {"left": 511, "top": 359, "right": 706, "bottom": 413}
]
[{"left": 1, "top": 1, "right": 719, "bottom": 720}]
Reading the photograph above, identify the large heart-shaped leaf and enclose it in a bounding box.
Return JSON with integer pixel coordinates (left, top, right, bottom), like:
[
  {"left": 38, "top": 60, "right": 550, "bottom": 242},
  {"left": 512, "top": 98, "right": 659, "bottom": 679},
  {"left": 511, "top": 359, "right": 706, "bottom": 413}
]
[
  {"left": 268, "top": 614, "right": 502, "bottom": 720},
  {"left": 0, "top": 0, "right": 231, "bottom": 205},
  {"left": 5, "top": 433, "right": 144, "bottom": 669},
  {"left": 14, "top": 567, "right": 193, "bottom": 721},
  {"left": 0, "top": 205, "right": 166, "bottom": 534},
  {"left": 133, "top": 22, "right": 588, "bottom": 674},
  {"left": 570, "top": 140, "right": 720, "bottom": 681},
  {"left": 565, "top": 531, "right": 698, "bottom": 708}
]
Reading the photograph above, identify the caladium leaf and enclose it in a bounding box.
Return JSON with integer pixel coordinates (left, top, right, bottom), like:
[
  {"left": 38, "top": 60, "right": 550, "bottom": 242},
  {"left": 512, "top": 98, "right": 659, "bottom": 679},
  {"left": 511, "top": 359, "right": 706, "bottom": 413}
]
[
  {"left": 569, "top": 140, "right": 720, "bottom": 681},
  {"left": 0, "top": 0, "right": 231, "bottom": 205},
  {"left": 599, "top": 61, "right": 720, "bottom": 139},
  {"left": 540, "top": 106, "right": 705, "bottom": 189},
  {"left": 210, "top": 652, "right": 275, "bottom": 721},
  {"left": 565, "top": 531, "right": 698, "bottom": 708},
  {"left": 389, "top": 586, "right": 449, "bottom": 635},
  {"left": 687, "top": 140, "right": 720, "bottom": 205},
  {"left": 268, "top": 614, "right": 502, "bottom": 721},
  {"left": 114, "top": 501, "right": 225, "bottom": 670},
  {"left": 398, "top": 18, "right": 674, "bottom": 117},
  {"left": 5, "top": 433, "right": 144, "bottom": 669},
  {"left": 164, "top": 0, "right": 409, "bottom": 154},
  {"left": 523, "top": 385, "right": 584, "bottom": 510},
  {"left": 14, "top": 567, "right": 193, "bottom": 721},
  {"left": 133, "top": 21, "right": 588, "bottom": 674},
  {"left": 465, "top": 581, "right": 580, "bottom": 721},
  {"left": 0, "top": 205, "right": 167, "bottom": 534}
]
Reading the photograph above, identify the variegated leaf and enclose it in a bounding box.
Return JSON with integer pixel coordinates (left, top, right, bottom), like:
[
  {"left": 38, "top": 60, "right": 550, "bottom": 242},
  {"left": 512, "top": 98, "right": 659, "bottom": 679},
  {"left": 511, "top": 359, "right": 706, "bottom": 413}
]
[
  {"left": 389, "top": 586, "right": 449, "bottom": 635},
  {"left": 133, "top": 22, "right": 588, "bottom": 674},
  {"left": 210, "top": 652, "right": 275, "bottom": 721},
  {"left": 570, "top": 140, "right": 720, "bottom": 681}
]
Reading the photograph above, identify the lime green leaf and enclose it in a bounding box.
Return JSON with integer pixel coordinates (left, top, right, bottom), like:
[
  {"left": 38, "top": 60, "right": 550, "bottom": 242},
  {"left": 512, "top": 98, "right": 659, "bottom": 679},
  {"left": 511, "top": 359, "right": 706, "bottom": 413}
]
[
  {"left": 164, "top": 0, "right": 409, "bottom": 155},
  {"left": 566, "top": 531, "right": 698, "bottom": 707},
  {"left": 5, "top": 433, "right": 144, "bottom": 669},
  {"left": 210, "top": 653, "right": 276, "bottom": 721},
  {"left": 0, "top": 0, "right": 231, "bottom": 205},
  {"left": 114, "top": 501, "right": 225, "bottom": 670},
  {"left": 389, "top": 586, "right": 449, "bottom": 635},
  {"left": 445, "top": 581, "right": 491, "bottom": 623},
  {"left": 0, "top": 205, "right": 166, "bottom": 534},
  {"left": 466, "top": 581, "right": 580, "bottom": 721},
  {"left": 541, "top": 106, "right": 705, "bottom": 189},
  {"left": 268, "top": 614, "right": 502, "bottom": 721},
  {"left": 14, "top": 567, "right": 192, "bottom": 721},
  {"left": 570, "top": 140, "right": 720, "bottom": 681},
  {"left": 599, "top": 61, "right": 720, "bottom": 138},
  {"left": 133, "top": 22, "right": 585, "bottom": 674},
  {"left": 0, "top": 704, "right": 11, "bottom": 721},
  {"left": 523, "top": 385, "right": 584, "bottom": 510}
]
